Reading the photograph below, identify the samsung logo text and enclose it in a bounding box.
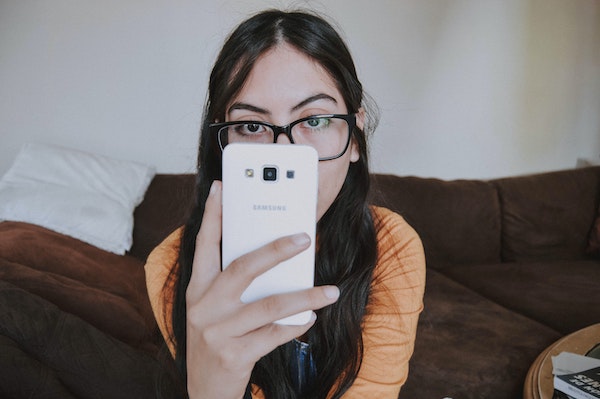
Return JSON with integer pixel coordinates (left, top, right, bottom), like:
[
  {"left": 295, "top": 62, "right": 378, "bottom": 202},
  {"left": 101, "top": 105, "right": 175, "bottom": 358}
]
[{"left": 253, "top": 204, "right": 287, "bottom": 211}]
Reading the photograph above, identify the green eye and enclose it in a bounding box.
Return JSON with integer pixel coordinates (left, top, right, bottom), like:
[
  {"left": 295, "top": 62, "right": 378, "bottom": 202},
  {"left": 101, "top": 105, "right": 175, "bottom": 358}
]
[{"left": 305, "top": 118, "right": 330, "bottom": 129}]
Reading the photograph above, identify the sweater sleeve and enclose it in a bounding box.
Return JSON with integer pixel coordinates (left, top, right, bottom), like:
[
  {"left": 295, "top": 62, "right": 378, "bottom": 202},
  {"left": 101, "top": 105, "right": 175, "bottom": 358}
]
[{"left": 341, "top": 206, "right": 426, "bottom": 398}]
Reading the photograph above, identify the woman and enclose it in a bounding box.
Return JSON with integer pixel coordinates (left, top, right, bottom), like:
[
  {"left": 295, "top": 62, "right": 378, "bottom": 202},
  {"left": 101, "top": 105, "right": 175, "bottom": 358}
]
[{"left": 145, "top": 9, "right": 425, "bottom": 399}]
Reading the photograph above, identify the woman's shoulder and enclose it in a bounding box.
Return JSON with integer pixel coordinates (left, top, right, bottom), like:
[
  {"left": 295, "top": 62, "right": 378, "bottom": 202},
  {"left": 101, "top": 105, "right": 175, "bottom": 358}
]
[
  {"left": 144, "top": 227, "right": 183, "bottom": 301},
  {"left": 144, "top": 227, "right": 183, "bottom": 357},
  {"left": 369, "top": 205, "right": 425, "bottom": 284},
  {"left": 145, "top": 227, "right": 183, "bottom": 271},
  {"left": 370, "top": 205, "right": 421, "bottom": 246}
]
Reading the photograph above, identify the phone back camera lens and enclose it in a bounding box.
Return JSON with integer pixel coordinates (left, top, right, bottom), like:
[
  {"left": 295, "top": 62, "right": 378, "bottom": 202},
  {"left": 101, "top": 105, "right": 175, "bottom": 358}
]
[{"left": 263, "top": 167, "right": 277, "bottom": 181}]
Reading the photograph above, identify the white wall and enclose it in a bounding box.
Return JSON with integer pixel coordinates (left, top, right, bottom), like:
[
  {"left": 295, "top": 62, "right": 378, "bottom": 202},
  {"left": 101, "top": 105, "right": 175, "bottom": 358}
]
[{"left": 1, "top": 0, "right": 599, "bottom": 180}]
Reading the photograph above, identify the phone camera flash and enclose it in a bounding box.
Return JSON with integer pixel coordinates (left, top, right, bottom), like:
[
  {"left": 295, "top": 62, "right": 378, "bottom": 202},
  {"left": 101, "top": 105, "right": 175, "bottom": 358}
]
[
  {"left": 245, "top": 169, "right": 254, "bottom": 177},
  {"left": 286, "top": 170, "right": 295, "bottom": 179}
]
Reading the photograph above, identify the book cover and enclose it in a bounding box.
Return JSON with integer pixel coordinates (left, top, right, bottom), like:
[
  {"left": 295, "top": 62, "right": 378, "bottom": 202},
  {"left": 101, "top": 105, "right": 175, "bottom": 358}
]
[{"left": 554, "top": 366, "right": 600, "bottom": 399}]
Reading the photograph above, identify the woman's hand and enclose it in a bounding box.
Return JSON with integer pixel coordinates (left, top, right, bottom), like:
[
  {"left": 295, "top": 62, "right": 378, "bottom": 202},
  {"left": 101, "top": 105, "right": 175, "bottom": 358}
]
[{"left": 185, "top": 181, "right": 339, "bottom": 399}]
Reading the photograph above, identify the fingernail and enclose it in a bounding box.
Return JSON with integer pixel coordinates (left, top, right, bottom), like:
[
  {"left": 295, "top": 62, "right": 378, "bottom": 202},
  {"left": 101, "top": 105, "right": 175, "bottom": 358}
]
[
  {"left": 209, "top": 181, "right": 219, "bottom": 196},
  {"left": 302, "top": 312, "right": 317, "bottom": 326},
  {"left": 291, "top": 233, "right": 310, "bottom": 246},
  {"left": 324, "top": 286, "right": 340, "bottom": 300}
]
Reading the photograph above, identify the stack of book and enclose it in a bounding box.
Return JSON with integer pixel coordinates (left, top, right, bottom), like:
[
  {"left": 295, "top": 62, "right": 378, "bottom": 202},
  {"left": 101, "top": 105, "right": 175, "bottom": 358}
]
[{"left": 553, "top": 351, "right": 600, "bottom": 399}]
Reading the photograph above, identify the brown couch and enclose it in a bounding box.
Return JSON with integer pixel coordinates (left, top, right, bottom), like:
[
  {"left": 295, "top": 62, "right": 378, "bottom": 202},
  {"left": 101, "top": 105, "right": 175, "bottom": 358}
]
[
  {"left": 2, "top": 166, "right": 599, "bottom": 398},
  {"left": 131, "top": 166, "right": 600, "bottom": 399}
]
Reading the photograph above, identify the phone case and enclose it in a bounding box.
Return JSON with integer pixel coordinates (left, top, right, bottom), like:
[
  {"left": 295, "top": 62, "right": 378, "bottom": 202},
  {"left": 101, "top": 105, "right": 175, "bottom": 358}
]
[{"left": 221, "top": 143, "right": 318, "bottom": 325}]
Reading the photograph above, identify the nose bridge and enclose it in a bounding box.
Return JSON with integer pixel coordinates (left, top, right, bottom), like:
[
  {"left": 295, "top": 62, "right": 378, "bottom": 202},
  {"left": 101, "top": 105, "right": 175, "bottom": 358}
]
[{"left": 272, "top": 124, "right": 293, "bottom": 144}]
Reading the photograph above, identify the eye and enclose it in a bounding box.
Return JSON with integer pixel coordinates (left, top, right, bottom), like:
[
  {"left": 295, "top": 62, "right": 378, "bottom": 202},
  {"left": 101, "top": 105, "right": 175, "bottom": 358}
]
[
  {"left": 234, "top": 123, "right": 267, "bottom": 135},
  {"left": 303, "top": 117, "right": 331, "bottom": 129},
  {"left": 245, "top": 123, "right": 262, "bottom": 133}
]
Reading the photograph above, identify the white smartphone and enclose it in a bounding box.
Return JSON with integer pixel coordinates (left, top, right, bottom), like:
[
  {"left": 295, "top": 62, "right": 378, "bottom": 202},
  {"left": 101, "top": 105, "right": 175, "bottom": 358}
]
[{"left": 221, "top": 143, "right": 319, "bottom": 325}]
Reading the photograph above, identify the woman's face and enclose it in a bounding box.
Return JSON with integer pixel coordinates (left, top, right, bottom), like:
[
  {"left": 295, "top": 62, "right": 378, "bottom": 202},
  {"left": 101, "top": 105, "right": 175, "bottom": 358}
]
[{"left": 225, "top": 43, "right": 361, "bottom": 220}]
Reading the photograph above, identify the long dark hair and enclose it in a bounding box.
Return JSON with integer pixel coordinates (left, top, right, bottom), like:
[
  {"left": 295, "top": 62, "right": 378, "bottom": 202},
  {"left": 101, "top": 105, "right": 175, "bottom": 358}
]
[{"left": 168, "top": 9, "right": 379, "bottom": 398}]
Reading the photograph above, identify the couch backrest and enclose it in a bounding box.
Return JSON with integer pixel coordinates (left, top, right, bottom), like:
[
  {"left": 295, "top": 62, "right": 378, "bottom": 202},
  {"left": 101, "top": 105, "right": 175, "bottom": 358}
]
[
  {"left": 370, "top": 174, "right": 502, "bottom": 268},
  {"left": 492, "top": 166, "right": 600, "bottom": 262},
  {"left": 132, "top": 167, "right": 600, "bottom": 265},
  {"left": 129, "top": 174, "right": 196, "bottom": 261},
  {"left": 134, "top": 173, "right": 504, "bottom": 267}
]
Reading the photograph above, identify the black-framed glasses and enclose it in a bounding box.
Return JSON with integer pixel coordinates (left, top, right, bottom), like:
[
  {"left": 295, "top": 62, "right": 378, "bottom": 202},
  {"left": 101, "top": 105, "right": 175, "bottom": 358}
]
[{"left": 209, "top": 114, "right": 356, "bottom": 161}]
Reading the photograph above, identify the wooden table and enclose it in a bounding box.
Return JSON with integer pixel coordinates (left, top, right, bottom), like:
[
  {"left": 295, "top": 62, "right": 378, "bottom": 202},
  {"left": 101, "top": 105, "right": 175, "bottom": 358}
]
[{"left": 523, "top": 324, "right": 600, "bottom": 399}]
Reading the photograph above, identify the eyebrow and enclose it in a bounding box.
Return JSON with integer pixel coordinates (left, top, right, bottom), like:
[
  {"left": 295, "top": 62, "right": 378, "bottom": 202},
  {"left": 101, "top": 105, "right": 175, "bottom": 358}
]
[
  {"left": 227, "top": 93, "right": 338, "bottom": 117},
  {"left": 291, "top": 93, "right": 338, "bottom": 111},
  {"left": 227, "top": 102, "right": 270, "bottom": 116}
]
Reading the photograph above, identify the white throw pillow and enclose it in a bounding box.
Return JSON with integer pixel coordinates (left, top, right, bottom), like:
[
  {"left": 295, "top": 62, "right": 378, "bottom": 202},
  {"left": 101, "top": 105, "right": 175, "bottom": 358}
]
[{"left": 0, "top": 143, "right": 155, "bottom": 254}]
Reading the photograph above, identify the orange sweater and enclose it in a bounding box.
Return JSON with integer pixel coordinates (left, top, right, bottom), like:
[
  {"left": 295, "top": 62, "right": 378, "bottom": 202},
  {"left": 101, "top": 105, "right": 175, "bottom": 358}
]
[{"left": 145, "top": 206, "right": 425, "bottom": 398}]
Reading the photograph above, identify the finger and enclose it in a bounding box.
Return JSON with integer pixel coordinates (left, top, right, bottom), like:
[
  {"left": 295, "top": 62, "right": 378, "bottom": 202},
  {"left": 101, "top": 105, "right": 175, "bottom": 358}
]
[
  {"left": 240, "top": 313, "right": 318, "bottom": 361},
  {"left": 220, "top": 233, "right": 311, "bottom": 296},
  {"left": 189, "top": 180, "right": 222, "bottom": 295},
  {"left": 224, "top": 285, "right": 339, "bottom": 337}
]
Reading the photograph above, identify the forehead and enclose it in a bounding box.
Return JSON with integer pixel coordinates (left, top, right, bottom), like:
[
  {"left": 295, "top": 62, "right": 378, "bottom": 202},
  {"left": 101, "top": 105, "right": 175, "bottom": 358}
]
[{"left": 228, "top": 43, "right": 343, "bottom": 113}]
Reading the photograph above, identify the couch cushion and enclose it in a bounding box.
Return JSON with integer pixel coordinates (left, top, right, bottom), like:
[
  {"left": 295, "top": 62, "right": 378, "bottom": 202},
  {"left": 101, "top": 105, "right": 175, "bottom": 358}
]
[
  {"left": 440, "top": 260, "right": 600, "bottom": 335},
  {"left": 370, "top": 174, "right": 501, "bottom": 268},
  {"left": 493, "top": 167, "right": 600, "bottom": 262},
  {"left": 400, "top": 269, "right": 561, "bottom": 399}
]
